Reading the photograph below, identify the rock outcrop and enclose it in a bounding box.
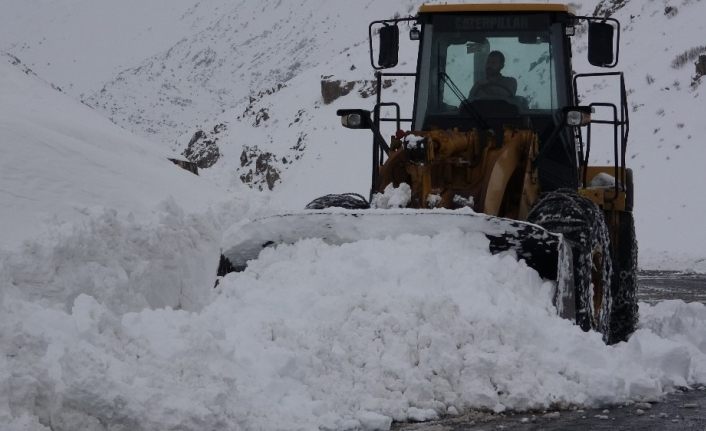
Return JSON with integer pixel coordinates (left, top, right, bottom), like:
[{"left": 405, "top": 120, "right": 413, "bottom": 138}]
[
  {"left": 182, "top": 123, "right": 224, "bottom": 169},
  {"left": 320, "top": 77, "right": 393, "bottom": 104}
]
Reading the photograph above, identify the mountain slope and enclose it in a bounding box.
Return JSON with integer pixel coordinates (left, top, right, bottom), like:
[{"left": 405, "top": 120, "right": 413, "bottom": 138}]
[
  {"left": 0, "top": 0, "right": 219, "bottom": 97},
  {"left": 578, "top": 0, "right": 706, "bottom": 268},
  {"left": 0, "top": 54, "right": 230, "bottom": 249},
  {"left": 83, "top": 0, "right": 421, "bottom": 145}
]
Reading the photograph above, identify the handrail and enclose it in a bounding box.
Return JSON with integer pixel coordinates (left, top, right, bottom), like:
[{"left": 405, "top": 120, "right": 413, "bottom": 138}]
[{"left": 572, "top": 72, "right": 629, "bottom": 198}]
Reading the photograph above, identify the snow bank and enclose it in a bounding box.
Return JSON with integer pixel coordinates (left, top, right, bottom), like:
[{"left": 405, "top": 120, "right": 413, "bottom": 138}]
[
  {"left": 1, "top": 200, "right": 224, "bottom": 313},
  {"left": 0, "top": 56, "right": 227, "bottom": 251},
  {"left": 3, "top": 226, "right": 706, "bottom": 431}
]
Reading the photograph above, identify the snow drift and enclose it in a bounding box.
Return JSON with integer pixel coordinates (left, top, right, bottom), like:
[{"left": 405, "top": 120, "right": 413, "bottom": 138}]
[{"left": 3, "top": 226, "right": 706, "bottom": 431}]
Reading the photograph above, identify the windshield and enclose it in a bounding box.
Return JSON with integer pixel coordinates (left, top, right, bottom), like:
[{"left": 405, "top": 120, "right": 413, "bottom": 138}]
[{"left": 414, "top": 13, "right": 569, "bottom": 130}]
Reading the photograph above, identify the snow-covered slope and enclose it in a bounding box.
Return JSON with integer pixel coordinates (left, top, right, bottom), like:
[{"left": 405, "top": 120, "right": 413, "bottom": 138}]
[
  {"left": 569, "top": 0, "right": 706, "bottom": 270},
  {"left": 604, "top": 0, "right": 706, "bottom": 270},
  {"left": 0, "top": 54, "right": 228, "bottom": 249},
  {"left": 0, "top": 0, "right": 220, "bottom": 97},
  {"left": 82, "top": 0, "right": 420, "bottom": 146}
]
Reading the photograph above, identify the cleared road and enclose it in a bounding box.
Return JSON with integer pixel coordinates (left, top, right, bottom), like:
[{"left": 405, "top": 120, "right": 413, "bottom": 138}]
[{"left": 393, "top": 271, "right": 706, "bottom": 431}]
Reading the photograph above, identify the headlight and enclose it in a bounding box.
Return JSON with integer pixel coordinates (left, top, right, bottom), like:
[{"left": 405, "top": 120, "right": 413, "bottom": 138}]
[
  {"left": 342, "top": 113, "right": 363, "bottom": 128},
  {"left": 565, "top": 106, "right": 593, "bottom": 127},
  {"left": 336, "top": 109, "right": 371, "bottom": 129}
]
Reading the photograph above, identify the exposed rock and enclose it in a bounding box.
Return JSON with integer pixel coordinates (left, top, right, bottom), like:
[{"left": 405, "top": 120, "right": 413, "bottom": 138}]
[
  {"left": 238, "top": 84, "right": 285, "bottom": 124},
  {"left": 321, "top": 79, "right": 356, "bottom": 104},
  {"left": 3, "top": 53, "right": 63, "bottom": 91},
  {"left": 181, "top": 124, "right": 224, "bottom": 169},
  {"left": 239, "top": 145, "right": 281, "bottom": 191},
  {"left": 5, "top": 53, "right": 34, "bottom": 76},
  {"left": 672, "top": 46, "right": 706, "bottom": 69},
  {"left": 593, "top": 0, "right": 629, "bottom": 18},
  {"left": 253, "top": 108, "right": 270, "bottom": 127},
  {"left": 357, "top": 79, "right": 393, "bottom": 99},
  {"left": 290, "top": 132, "right": 307, "bottom": 160},
  {"left": 320, "top": 77, "right": 393, "bottom": 104},
  {"left": 690, "top": 54, "right": 706, "bottom": 90},
  {"left": 697, "top": 55, "right": 706, "bottom": 77},
  {"left": 168, "top": 158, "right": 199, "bottom": 175},
  {"left": 288, "top": 109, "right": 306, "bottom": 128}
]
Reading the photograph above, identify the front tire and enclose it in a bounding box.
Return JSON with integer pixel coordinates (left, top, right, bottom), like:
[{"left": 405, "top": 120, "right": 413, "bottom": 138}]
[{"left": 528, "top": 190, "right": 613, "bottom": 340}]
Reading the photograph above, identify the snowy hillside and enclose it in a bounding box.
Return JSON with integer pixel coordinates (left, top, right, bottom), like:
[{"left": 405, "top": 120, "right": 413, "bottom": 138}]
[
  {"left": 577, "top": 0, "right": 706, "bottom": 269},
  {"left": 0, "top": 54, "right": 227, "bottom": 248},
  {"left": 83, "top": 0, "right": 420, "bottom": 145},
  {"left": 0, "top": 0, "right": 220, "bottom": 97}
]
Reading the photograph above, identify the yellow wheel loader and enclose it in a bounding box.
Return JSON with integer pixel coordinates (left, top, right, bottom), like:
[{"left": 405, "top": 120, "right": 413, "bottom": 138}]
[{"left": 219, "top": 3, "right": 638, "bottom": 344}]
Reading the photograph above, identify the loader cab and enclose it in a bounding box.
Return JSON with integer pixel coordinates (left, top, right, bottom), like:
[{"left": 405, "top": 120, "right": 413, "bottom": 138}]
[
  {"left": 411, "top": 6, "right": 581, "bottom": 192},
  {"left": 412, "top": 7, "right": 573, "bottom": 132}
]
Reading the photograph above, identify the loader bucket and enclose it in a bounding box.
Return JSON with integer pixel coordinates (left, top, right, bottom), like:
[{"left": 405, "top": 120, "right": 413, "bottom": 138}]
[{"left": 219, "top": 209, "right": 575, "bottom": 319}]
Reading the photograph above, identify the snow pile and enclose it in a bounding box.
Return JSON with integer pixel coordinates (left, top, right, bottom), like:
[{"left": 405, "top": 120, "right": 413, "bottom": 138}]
[
  {"left": 403, "top": 134, "right": 426, "bottom": 150},
  {"left": 1, "top": 200, "right": 224, "bottom": 313},
  {"left": 3, "top": 228, "right": 706, "bottom": 430},
  {"left": 372, "top": 183, "right": 412, "bottom": 209}
]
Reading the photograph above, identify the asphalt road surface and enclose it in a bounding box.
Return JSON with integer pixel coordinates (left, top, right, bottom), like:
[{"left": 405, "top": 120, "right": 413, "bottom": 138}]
[{"left": 393, "top": 271, "right": 706, "bottom": 431}]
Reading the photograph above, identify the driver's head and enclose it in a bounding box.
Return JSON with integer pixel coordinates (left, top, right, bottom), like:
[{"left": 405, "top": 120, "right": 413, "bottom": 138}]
[{"left": 486, "top": 51, "right": 505, "bottom": 77}]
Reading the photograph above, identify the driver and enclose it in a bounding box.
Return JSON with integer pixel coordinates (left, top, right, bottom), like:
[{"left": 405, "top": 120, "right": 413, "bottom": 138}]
[{"left": 468, "top": 51, "right": 517, "bottom": 99}]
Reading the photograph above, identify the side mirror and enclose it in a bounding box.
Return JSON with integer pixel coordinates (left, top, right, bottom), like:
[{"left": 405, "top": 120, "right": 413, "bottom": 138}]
[
  {"left": 588, "top": 22, "right": 615, "bottom": 67},
  {"left": 337, "top": 109, "right": 373, "bottom": 129},
  {"left": 378, "top": 24, "right": 399, "bottom": 68}
]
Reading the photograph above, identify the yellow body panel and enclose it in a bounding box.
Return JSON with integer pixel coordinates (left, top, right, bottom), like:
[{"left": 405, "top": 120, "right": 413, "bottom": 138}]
[
  {"left": 579, "top": 166, "right": 629, "bottom": 212},
  {"left": 579, "top": 188, "right": 626, "bottom": 212},
  {"left": 381, "top": 127, "right": 539, "bottom": 218},
  {"left": 418, "top": 3, "right": 573, "bottom": 14},
  {"left": 483, "top": 129, "right": 538, "bottom": 217}
]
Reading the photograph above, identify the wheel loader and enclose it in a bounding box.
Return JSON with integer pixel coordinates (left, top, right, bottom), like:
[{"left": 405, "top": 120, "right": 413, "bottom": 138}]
[{"left": 219, "top": 3, "right": 638, "bottom": 345}]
